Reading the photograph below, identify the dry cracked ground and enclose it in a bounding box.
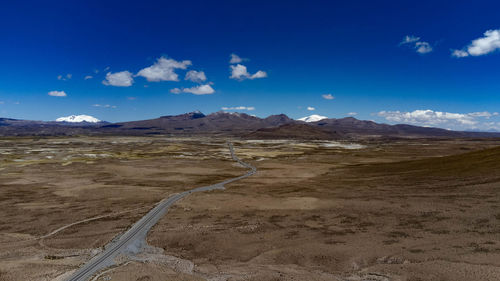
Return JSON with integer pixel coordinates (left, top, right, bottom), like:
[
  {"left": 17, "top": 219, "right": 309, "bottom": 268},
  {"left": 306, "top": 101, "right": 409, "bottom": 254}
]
[{"left": 0, "top": 136, "right": 500, "bottom": 281}]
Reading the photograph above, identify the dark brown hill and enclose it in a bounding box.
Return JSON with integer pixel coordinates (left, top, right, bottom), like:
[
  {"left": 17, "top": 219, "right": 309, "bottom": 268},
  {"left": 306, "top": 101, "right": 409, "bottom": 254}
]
[{"left": 103, "top": 111, "right": 294, "bottom": 134}]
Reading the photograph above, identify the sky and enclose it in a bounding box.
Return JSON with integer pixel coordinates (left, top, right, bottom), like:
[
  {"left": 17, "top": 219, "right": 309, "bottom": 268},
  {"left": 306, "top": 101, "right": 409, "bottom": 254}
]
[{"left": 0, "top": 0, "right": 500, "bottom": 131}]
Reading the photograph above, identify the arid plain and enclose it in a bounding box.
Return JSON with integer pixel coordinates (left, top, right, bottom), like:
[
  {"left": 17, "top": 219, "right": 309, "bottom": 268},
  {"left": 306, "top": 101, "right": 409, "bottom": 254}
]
[{"left": 1, "top": 136, "right": 499, "bottom": 281}]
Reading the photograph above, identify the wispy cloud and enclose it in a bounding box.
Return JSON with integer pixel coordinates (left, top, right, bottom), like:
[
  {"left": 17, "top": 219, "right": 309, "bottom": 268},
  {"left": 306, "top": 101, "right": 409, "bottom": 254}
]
[
  {"left": 322, "top": 94, "right": 334, "bottom": 100},
  {"left": 400, "top": 35, "right": 420, "bottom": 45},
  {"left": 185, "top": 70, "right": 207, "bottom": 83},
  {"left": 400, "top": 35, "right": 433, "bottom": 54},
  {"left": 103, "top": 71, "right": 134, "bottom": 87},
  {"left": 221, "top": 106, "right": 255, "bottom": 111},
  {"left": 48, "top": 90, "right": 67, "bottom": 97},
  {"left": 93, "top": 104, "right": 117, "bottom": 108},
  {"left": 229, "top": 64, "right": 267, "bottom": 80},
  {"left": 347, "top": 112, "right": 357, "bottom": 116},
  {"left": 451, "top": 49, "right": 469, "bottom": 58},
  {"left": 377, "top": 109, "right": 500, "bottom": 131},
  {"left": 137, "top": 56, "right": 191, "bottom": 82},
  {"left": 170, "top": 84, "right": 215, "bottom": 95},
  {"left": 57, "top": 74, "right": 72, "bottom": 81},
  {"left": 84, "top": 75, "right": 93, "bottom": 80},
  {"left": 229, "top": 53, "right": 248, "bottom": 64},
  {"left": 307, "top": 106, "right": 315, "bottom": 111},
  {"left": 452, "top": 29, "right": 500, "bottom": 58}
]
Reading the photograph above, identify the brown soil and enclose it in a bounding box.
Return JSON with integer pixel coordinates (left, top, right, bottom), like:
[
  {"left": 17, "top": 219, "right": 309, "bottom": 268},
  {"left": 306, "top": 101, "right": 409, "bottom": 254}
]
[{"left": 1, "top": 136, "right": 499, "bottom": 280}]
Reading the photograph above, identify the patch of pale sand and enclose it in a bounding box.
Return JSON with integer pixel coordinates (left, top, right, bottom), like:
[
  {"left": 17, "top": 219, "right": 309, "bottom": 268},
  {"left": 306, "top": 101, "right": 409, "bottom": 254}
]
[
  {"left": 51, "top": 178, "right": 99, "bottom": 197},
  {"left": 0, "top": 232, "right": 36, "bottom": 242},
  {"left": 234, "top": 149, "right": 304, "bottom": 158},
  {"left": 15, "top": 202, "right": 70, "bottom": 210},
  {"left": 320, "top": 141, "right": 366, "bottom": 149},
  {"left": 289, "top": 143, "right": 319, "bottom": 149},
  {"left": 170, "top": 165, "right": 242, "bottom": 176},
  {"left": 3, "top": 178, "right": 38, "bottom": 185},
  {"left": 237, "top": 139, "right": 293, "bottom": 144}
]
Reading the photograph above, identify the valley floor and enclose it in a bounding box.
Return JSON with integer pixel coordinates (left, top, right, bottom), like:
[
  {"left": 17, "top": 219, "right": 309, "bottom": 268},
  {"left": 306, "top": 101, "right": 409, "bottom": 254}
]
[{"left": 0, "top": 136, "right": 499, "bottom": 281}]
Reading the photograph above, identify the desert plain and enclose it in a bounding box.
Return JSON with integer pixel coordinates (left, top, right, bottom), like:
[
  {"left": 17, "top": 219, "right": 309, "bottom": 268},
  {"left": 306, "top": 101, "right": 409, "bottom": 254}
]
[{"left": 0, "top": 136, "right": 499, "bottom": 281}]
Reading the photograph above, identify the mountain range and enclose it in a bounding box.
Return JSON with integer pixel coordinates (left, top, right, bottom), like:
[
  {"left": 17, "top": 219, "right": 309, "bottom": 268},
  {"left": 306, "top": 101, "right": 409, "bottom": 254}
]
[{"left": 1, "top": 111, "right": 499, "bottom": 139}]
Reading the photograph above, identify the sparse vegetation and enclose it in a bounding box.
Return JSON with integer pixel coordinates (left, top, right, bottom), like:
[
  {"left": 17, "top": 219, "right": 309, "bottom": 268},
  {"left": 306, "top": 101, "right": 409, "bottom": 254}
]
[{"left": 1, "top": 136, "right": 500, "bottom": 280}]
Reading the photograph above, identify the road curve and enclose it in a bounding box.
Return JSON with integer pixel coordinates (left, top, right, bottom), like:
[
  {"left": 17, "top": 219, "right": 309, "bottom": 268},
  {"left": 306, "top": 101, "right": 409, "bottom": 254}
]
[{"left": 66, "top": 142, "right": 256, "bottom": 281}]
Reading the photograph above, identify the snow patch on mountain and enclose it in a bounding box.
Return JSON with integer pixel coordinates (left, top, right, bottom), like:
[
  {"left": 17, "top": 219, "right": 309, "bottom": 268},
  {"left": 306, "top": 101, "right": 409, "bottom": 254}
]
[
  {"left": 297, "top": 114, "right": 328, "bottom": 122},
  {"left": 56, "top": 115, "right": 101, "bottom": 123}
]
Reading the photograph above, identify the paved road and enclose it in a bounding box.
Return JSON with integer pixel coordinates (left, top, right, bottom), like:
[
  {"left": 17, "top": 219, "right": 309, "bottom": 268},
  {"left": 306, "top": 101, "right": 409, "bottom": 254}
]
[{"left": 66, "top": 142, "right": 256, "bottom": 281}]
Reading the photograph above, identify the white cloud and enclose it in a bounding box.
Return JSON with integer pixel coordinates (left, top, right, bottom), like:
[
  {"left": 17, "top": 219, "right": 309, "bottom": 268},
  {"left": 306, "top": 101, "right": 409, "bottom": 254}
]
[
  {"left": 229, "top": 53, "right": 247, "bottom": 64},
  {"left": 400, "top": 35, "right": 433, "bottom": 54},
  {"left": 468, "top": 111, "right": 498, "bottom": 118},
  {"left": 377, "top": 109, "right": 500, "bottom": 131},
  {"left": 347, "top": 112, "right": 357, "bottom": 116},
  {"left": 251, "top": 70, "right": 267, "bottom": 79},
  {"left": 322, "top": 94, "right": 335, "bottom": 100},
  {"left": 84, "top": 75, "right": 93, "bottom": 80},
  {"left": 229, "top": 64, "right": 249, "bottom": 80},
  {"left": 137, "top": 56, "right": 191, "bottom": 82},
  {"left": 48, "top": 90, "right": 67, "bottom": 97},
  {"left": 229, "top": 64, "right": 267, "bottom": 80},
  {"left": 307, "top": 106, "right": 315, "bottom": 111},
  {"left": 221, "top": 106, "right": 255, "bottom": 111},
  {"left": 170, "top": 88, "right": 182, "bottom": 94},
  {"left": 185, "top": 70, "right": 207, "bottom": 83},
  {"left": 415, "top": 42, "right": 433, "bottom": 54},
  {"left": 183, "top": 84, "right": 215, "bottom": 95},
  {"left": 57, "top": 74, "right": 72, "bottom": 81},
  {"left": 103, "top": 71, "right": 134, "bottom": 87},
  {"left": 93, "top": 104, "right": 117, "bottom": 108},
  {"left": 451, "top": 49, "right": 469, "bottom": 58},
  {"left": 452, "top": 29, "right": 500, "bottom": 58},
  {"left": 171, "top": 84, "right": 215, "bottom": 95}
]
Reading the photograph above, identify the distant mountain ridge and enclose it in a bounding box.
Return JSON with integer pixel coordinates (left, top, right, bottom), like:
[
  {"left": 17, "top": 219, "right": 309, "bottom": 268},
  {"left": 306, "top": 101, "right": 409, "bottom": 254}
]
[{"left": 1, "top": 112, "right": 499, "bottom": 138}]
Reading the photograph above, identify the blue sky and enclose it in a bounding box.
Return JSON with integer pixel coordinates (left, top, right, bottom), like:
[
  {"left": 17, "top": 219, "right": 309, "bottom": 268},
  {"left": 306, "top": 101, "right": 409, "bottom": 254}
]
[{"left": 0, "top": 0, "right": 500, "bottom": 131}]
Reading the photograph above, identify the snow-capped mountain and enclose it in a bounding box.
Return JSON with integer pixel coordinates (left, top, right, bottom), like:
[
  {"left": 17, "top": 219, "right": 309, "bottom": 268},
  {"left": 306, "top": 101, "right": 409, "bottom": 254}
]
[
  {"left": 297, "top": 114, "right": 328, "bottom": 122},
  {"left": 56, "top": 115, "right": 101, "bottom": 123}
]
